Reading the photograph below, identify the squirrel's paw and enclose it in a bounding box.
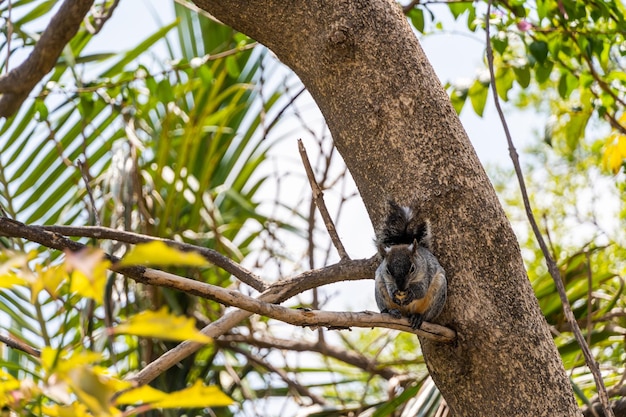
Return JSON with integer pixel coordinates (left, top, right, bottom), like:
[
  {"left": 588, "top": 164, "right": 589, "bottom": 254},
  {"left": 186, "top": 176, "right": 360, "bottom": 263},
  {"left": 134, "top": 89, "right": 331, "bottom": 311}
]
[{"left": 408, "top": 314, "right": 424, "bottom": 330}]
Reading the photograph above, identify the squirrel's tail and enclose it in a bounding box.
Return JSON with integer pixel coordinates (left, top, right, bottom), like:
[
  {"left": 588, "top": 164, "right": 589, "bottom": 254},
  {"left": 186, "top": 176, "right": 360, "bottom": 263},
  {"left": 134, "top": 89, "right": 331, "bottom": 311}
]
[{"left": 377, "top": 200, "right": 431, "bottom": 249}]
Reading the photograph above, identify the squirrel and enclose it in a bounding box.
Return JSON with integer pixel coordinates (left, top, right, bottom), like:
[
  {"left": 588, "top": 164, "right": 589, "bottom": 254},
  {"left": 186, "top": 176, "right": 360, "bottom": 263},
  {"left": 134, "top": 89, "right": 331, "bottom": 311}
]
[{"left": 374, "top": 200, "right": 447, "bottom": 330}]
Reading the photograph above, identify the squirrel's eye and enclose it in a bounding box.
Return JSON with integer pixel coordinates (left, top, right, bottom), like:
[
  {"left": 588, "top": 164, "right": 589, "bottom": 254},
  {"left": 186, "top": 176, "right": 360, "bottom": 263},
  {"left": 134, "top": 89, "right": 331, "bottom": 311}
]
[{"left": 409, "top": 264, "right": 416, "bottom": 274}]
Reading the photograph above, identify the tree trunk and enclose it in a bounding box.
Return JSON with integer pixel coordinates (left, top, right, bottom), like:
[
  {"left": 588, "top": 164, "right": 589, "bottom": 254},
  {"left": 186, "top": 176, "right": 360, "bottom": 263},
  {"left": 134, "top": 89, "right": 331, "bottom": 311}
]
[{"left": 193, "top": 0, "right": 581, "bottom": 415}]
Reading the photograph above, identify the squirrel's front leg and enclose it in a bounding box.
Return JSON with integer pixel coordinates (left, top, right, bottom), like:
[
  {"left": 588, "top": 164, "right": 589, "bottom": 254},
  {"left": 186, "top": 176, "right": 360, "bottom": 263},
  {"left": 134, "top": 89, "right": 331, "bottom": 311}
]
[{"left": 381, "top": 307, "right": 403, "bottom": 319}]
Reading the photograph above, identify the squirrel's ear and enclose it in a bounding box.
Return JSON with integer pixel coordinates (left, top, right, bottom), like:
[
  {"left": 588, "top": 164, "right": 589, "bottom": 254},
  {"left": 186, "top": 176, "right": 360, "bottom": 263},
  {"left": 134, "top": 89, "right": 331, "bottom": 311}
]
[
  {"left": 411, "top": 239, "right": 419, "bottom": 254},
  {"left": 415, "top": 221, "right": 432, "bottom": 249}
]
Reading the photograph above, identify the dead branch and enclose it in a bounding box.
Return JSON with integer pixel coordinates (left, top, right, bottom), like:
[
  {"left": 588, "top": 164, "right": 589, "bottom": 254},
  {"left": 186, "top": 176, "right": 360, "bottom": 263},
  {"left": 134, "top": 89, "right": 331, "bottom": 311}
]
[
  {"left": 39, "top": 223, "right": 268, "bottom": 291},
  {"left": 298, "top": 138, "right": 349, "bottom": 260}
]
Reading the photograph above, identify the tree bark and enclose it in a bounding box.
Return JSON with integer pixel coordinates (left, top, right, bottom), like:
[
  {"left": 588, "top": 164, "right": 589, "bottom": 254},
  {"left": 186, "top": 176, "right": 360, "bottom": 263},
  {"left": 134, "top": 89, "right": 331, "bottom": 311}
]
[{"left": 192, "top": 0, "right": 581, "bottom": 415}]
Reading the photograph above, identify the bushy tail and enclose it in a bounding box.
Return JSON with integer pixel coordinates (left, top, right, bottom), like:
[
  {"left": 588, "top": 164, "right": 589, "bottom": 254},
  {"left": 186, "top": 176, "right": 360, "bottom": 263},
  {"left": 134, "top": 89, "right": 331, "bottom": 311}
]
[{"left": 376, "top": 200, "right": 431, "bottom": 250}]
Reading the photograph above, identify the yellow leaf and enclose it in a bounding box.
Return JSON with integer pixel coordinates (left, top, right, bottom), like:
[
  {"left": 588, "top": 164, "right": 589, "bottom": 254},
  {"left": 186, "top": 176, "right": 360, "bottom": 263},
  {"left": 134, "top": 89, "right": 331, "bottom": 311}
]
[
  {"left": 0, "top": 273, "right": 27, "bottom": 289},
  {"left": 152, "top": 381, "right": 233, "bottom": 408},
  {"left": 0, "top": 250, "right": 30, "bottom": 289},
  {"left": 118, "top": 241, "right": 209, "bottom": 268},
  {"left": 41, "top": 403, "right": 93, "bottom": 417},
  {"left": 65, "top": 248, "right": 110, "bottom": 304},
  {"left": 30, "top": 264, "right": 67, "bottom": 302},
  {"left": 114, "top": 384, "right": 167, "bottom": 405},
  {"left": 41, "top": 347, "right": 128, "bottom": 416},
  {"left": 617, "top": 134, "right": 626, "bottom": 155},
  {"left": 67, "top": 367, "right": 126, "bottom": 416},
  {"left": 41, "top": 347, "right": 102, "bottom": 375},
  {"left": 117, "top": 381, "right": 232, "bottom": 409},
  {"left": 112, "top": 307, "right": 212, "bottom": 343},
  {"left": 602, "top": 133, "right": 626, "bottom": 174}
]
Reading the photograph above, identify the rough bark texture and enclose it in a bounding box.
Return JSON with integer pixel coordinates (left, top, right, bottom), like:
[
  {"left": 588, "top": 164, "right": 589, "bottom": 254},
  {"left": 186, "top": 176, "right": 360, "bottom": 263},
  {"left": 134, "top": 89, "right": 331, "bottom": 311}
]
[{"left": 193, "top": 0, "right": 581, "bottom": 415}]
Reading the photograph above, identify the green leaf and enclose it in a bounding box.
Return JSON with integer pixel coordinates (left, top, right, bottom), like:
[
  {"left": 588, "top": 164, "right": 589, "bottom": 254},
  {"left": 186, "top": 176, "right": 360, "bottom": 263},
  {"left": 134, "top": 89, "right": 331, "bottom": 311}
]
[
  {"left": 225, "top": 56, "right": 240, "bottom": 78},
  {"left": 557, "top": 72, "right": 578, "bottom": 99},
  {"left": 536, "top": 0, "right": 549, "bottom": 20},
  {"left": 495, "top": 67, "right": 515, "bottom": 101},
  {"left": 468, "top": 80, "right": 488, "bottom": 117},
  {"left": 409, "top": 8, "right": 425, "bottom": 33},
  {"left": 513, "top": 65, "right": 531, "bottom": 88},
  {"left": 535, "top": 61, "right": 554, "bottom": 84},
  {"left": 372, "top": 381, "right": 424, "bottom": 417},
  {"left": 529, "top": 41, "right": 549, "bottom": 64},
  {"left": 492, "top": 37, "right": 508, "bottom": 55},
  {"left": 448, "top": 2, "right": 472, "bottom": 19},
  {"left": 564, "top": 110, "right": 591, "bottom": 151}
]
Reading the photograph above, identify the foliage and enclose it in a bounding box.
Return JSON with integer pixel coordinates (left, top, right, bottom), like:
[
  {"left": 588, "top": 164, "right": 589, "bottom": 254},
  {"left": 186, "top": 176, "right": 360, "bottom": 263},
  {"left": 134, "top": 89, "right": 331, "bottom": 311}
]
[
  {"left": 0, "top": 245, "right": 232, "bottom": 415},
  {"left": 435, "top": 0, "right": 626, "bottom": 175}
]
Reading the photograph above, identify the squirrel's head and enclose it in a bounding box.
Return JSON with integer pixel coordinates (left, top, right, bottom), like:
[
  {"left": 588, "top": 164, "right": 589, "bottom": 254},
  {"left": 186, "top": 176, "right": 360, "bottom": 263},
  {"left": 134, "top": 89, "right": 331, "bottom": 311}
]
[{"left": 381, "top": 241, "right": 420, "bottom": 289}]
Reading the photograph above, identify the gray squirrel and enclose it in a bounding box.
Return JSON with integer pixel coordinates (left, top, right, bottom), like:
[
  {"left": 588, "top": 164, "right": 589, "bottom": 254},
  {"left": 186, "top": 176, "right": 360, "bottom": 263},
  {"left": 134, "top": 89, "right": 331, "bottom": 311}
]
[{"left": 374, "top": 200, "right": 447, "bottom": 329}]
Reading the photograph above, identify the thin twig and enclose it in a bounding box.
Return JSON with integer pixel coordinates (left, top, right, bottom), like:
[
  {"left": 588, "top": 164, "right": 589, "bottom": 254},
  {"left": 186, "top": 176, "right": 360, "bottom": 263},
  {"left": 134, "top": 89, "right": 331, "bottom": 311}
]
[
  {"left": 0, "top": 332, "right": 41, "bottom": 358},
  {"left": 225, "top": 343, "right": 327, "bottom": 405},
  {"left": 77, "top": 159, "right": 100, "bottom": 227},
  {"left": 485, "top": 3, "right": 614, "bottom": 416},
  {"left": 585, "top": 250, "right": 593, "bottom": 348},
  {"left": 219, "top": 333, "right": 400, "bottom": 380},
  {"left": 297, "top": 139, "right": 350, "bottom": 260},
  {"left": 91, "top": 0, "right": 120, "bottom": 34}
]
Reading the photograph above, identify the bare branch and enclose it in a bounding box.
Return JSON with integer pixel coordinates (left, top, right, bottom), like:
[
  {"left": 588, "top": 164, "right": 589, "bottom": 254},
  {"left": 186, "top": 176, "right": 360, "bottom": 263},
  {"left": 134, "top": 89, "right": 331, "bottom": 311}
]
[
  {"left": 38, "top": 223, "right": 268, "bottom": 292},
  {"left": 298, "top": 139, "right": 350, "bottom": 260},
  {"left": 0, "top": 0, "right": 95, "bottom": 118},
  {"left": 90, "top": 0, "right": 121, "bottom": 35},
  {"left": 77, "top": 160, "right": 100, "bottom": 227},
  {"left": 139, "top": 268, "right": 452, "bottom": 340}
]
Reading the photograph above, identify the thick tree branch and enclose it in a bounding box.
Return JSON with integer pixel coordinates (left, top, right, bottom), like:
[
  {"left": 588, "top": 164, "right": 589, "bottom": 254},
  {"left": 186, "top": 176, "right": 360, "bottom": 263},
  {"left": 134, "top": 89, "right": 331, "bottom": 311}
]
[
  {"left": 140, "top": 267, "right": 453, "bottom": 341},
  {"left": 189, "top": 1, "right": 581, "bottom": 414},
  {"left": 0, "top": 0, "right": 94, "bottom": 118}
]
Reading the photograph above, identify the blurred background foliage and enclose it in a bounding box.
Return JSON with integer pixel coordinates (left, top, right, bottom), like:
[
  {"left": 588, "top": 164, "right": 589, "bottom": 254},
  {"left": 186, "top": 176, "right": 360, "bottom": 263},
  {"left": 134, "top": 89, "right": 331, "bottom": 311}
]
[{"left": 0, "top": 0, "right": 625, "bottom": 416}]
